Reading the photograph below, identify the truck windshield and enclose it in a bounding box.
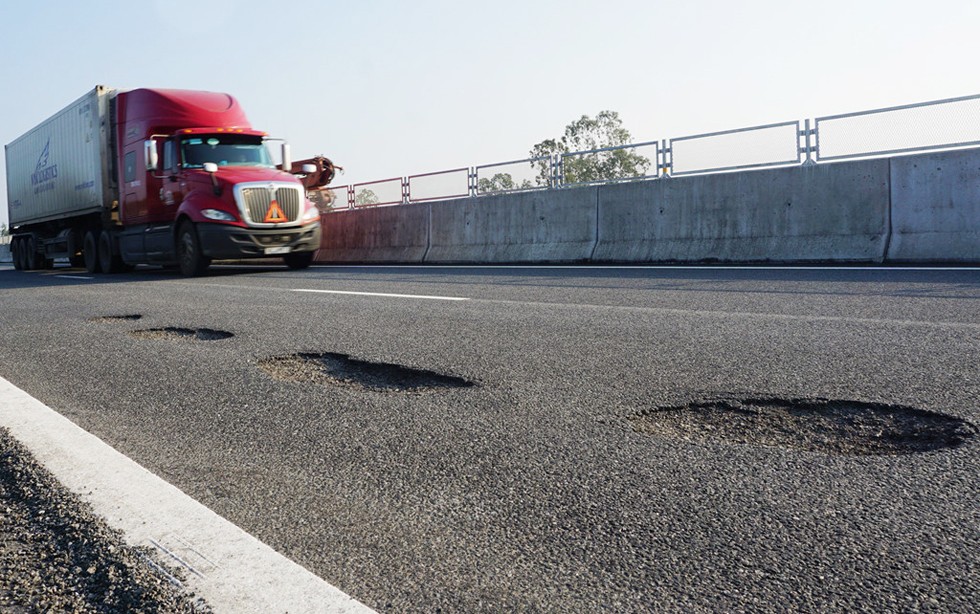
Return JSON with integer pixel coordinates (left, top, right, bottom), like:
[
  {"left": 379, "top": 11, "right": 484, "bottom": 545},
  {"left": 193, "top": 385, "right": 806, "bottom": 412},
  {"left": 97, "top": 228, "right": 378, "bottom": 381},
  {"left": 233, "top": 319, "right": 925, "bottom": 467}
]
[{"left": 180, "top": 135, "right": 274, "bottom": 169}]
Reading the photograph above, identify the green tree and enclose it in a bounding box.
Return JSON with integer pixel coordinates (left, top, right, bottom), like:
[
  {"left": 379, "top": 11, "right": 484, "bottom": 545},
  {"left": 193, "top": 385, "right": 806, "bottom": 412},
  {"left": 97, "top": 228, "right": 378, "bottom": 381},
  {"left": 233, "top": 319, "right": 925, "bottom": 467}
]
[
  {"left": 0, "top": 223, "right": 7, "bottom": 237},
  {"left": 529, "top": 110, "right": 650, "bottom": 185},
  {"left": 355, "top": 188, "right": 380, "bottom": 206},
  {"left": 477, "top": 172, "right": 533, "bottom": 194}
]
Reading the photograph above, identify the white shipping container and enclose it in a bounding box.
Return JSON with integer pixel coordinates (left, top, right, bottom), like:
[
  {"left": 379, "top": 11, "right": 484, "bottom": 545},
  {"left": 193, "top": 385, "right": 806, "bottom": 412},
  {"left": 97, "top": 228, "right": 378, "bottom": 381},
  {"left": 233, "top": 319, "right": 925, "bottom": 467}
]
[{"left": 5, "top": 86, "right": 116, "bottom": 228}]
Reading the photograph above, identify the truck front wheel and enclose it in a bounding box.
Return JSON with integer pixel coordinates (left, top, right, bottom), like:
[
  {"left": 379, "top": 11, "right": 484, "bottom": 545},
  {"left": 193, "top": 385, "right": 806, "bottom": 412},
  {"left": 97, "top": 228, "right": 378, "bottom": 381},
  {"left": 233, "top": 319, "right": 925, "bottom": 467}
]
[
  {"left": 176, "top": 222, "right": 210, "bottom": 277},
  {"left": 98, "top": 232, "right": 127, "bottom": 274},
  {"left": 83, "top": 231, "right": 102, "bottom": 274},
  {"left": 283, "top": 252, "right": 314, "bottom": 270}
]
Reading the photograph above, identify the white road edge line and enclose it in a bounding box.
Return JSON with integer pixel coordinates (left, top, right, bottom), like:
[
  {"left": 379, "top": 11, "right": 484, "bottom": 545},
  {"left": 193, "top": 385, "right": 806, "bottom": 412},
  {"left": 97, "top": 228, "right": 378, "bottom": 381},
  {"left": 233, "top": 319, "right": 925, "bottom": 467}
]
[
  {"left": 0, "top": 376, "right": 375, "bottom": 614},
  {"left": 55, "top": 275, "right": 94, "bottom": 280},
  {"left": 293, "top": 288, "right": 470, "bottom": 301}
]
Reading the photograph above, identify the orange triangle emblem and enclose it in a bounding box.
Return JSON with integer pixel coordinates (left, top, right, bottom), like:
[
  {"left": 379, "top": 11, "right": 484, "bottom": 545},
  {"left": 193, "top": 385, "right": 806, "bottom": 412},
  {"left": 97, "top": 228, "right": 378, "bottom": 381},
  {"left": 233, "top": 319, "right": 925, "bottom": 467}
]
[{"left": 264, "top": 200, "right": 287, "bottom": 223}]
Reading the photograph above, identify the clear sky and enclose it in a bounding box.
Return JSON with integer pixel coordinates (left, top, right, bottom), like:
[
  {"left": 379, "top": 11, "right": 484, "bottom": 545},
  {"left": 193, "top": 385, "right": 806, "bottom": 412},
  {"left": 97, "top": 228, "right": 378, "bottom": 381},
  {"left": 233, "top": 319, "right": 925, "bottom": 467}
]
[{"left": 2, "top": 0, "right": 979, "bottom": 228}]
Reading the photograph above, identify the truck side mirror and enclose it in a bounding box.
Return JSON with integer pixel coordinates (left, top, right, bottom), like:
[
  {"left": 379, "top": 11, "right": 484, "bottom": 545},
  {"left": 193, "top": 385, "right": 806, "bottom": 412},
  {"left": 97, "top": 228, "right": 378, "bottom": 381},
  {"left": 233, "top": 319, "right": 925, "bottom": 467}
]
[
  {"left": 144, "top": 140, "right": 159, "bottom": 171},
  {"left": 202, "top": 162, "right": 221, "bottom": 195}
]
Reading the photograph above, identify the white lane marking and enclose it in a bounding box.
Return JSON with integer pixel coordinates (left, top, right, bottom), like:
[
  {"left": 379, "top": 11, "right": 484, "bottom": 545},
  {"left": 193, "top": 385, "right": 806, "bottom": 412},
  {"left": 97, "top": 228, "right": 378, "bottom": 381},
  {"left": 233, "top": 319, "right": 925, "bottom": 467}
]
[
  {"left": 292, "top": 288, "right": 469, "bottom": 301},
  {"left": 0, "top": 376, "right": 375, "bottom": 614},
  {"left": 55, "top": 275, "right": 94, "bottom": 280}
]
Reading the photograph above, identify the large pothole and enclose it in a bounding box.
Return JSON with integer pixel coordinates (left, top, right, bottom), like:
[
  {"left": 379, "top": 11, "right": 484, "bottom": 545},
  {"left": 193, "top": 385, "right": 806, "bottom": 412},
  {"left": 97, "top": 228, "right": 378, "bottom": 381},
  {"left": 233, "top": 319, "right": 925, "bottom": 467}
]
[
  {"left": 631, "top": 397, "right": 976, "bottom": 455},
  {"left": 129, "top": 327, "right": 234, "bottom": 341},
  {"left": 258, "top": 352, "right": 476, "bottom": 393}
]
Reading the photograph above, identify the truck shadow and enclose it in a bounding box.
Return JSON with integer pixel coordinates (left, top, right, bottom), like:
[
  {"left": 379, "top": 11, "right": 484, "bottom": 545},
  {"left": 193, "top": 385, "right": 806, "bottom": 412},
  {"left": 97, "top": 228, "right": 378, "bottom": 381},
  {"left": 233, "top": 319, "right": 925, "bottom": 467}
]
[{"left": 0, "top": 263, "right": 292, "bottom": 290}]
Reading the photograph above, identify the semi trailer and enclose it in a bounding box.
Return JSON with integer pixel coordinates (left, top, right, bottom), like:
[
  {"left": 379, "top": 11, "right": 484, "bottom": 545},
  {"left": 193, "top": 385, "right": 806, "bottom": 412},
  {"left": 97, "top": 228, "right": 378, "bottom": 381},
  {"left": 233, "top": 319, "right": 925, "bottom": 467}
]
[{"left": 5, "top": 85, "right": 324, "bottom": 275}]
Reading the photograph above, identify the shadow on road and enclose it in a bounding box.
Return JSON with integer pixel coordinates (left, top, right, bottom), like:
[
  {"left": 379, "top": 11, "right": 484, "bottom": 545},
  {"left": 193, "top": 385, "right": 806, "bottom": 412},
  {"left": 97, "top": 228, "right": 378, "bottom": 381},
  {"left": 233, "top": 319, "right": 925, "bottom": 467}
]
[{"left": 0, "top": 262, "right": 295, "bottom": 290}]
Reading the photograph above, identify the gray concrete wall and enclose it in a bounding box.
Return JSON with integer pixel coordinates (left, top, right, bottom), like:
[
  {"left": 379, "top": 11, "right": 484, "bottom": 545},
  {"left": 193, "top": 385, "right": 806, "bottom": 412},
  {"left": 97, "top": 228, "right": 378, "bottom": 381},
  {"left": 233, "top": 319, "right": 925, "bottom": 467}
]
[
  {"left": 316, "top": 203, "right": 429, "bottom": 263},
  {"left": 424, "top": 188, "right": 597, "bottom": 263},
  {"left": 887, "top": 148, "right": 980, "bottom": 262},
  {"left": 593, "top": 160, "right": 891, "bottom": 262},
  {"left": 313, "top": 148, "right": 980, "bottom": 265},
  {"left": 0, "top": 245, "right": 9, "bottom": 264}
]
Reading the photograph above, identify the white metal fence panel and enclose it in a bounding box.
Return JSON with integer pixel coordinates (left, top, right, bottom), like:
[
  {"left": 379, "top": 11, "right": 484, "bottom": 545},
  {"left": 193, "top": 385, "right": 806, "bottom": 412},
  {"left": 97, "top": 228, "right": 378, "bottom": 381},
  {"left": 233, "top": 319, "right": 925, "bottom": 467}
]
[
  {"left": 815, "top": 94, "right": 980, "bottom": 161},
  {"left": 310, "top": 185, "right": 351, "bottom": 210},
  {"left": 475, "top": 157, "right": 551, "bottom": 195},
  {"left": 670, "top": 121, "right": 800, "bottom": 175},
  {"left": 560, "top": 140, "right": 659, "bottom": 187},
  {"left": 353, "top": 178, "right": 403, "bottom": 207},
  {"left": 407, "top": 168, "right": 469, "bottom": 202}
]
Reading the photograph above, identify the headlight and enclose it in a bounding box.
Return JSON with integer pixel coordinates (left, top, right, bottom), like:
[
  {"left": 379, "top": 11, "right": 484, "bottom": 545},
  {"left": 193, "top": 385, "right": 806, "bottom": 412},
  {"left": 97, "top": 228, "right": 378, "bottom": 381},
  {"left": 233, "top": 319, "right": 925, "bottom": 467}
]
[
  {"left": 202, "top": 208, "right": 237, "bottom": 221},
  {"left": 301, "top": 206, "right": 321, "bottom": 222}
]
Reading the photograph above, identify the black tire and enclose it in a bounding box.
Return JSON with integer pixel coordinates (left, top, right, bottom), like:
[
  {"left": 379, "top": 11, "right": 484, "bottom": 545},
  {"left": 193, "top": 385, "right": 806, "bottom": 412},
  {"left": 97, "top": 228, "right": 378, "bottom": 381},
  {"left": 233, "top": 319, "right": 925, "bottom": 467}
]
[
  {"left": 12, "top": 238, "right": 24, "bottom": 271},
  {"left": 24, "top": 237, "right": 38, "bottom": 270},
  {"left": 283, "top": 251, "right": 314, "bottom": 270},
  {"left": 83, "top": 230, "right": 101, "bottom": 274},
  {"left": 69, "top": 254, "right": 86, "bottom": 268},
  {"left": 98, "top": 231, "right": 125, "bottom": 274},
  {"left": 18, "top": 238, "right": 28, "bottom": 271},
  {"left": 176, "top": 222, "right": 210, "bottom": 277}
]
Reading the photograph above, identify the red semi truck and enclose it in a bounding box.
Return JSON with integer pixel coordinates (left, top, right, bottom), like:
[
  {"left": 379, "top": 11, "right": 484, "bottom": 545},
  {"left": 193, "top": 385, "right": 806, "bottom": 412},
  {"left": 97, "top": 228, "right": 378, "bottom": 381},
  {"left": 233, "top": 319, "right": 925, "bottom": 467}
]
[{"left": 5, "top": 85, "right": 323, "bottom": 275}]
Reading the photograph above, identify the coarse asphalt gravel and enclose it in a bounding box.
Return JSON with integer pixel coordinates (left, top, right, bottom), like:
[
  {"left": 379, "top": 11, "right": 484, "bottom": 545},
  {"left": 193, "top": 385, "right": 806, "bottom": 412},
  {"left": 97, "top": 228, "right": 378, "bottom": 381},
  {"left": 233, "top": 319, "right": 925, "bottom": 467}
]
[{"left": 0, "top": 427, "right": 210, "bottom": 612}]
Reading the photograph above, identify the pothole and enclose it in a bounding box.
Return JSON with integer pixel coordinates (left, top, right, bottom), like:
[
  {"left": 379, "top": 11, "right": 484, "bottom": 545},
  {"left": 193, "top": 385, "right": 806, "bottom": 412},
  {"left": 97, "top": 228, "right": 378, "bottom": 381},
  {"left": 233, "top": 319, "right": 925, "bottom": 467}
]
[
  {"left": 89, "top": 314, "right": 143, "bottom": 322},
  {"left": 129, "top": 327, "right": 234, "bottom": 341},
  {"left": 258, "top": 352, "right": 476, "bottom": 393},
  {"left": 631, "top": 397, "right": 976, "bottom": 455}
]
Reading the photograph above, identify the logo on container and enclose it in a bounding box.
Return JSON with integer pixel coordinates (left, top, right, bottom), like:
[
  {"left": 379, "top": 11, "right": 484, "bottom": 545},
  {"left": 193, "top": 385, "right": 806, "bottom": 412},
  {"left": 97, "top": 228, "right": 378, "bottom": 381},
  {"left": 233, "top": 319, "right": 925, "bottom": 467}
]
[{"left": 31, "top": 139, "right": 58, "bottom": 194}]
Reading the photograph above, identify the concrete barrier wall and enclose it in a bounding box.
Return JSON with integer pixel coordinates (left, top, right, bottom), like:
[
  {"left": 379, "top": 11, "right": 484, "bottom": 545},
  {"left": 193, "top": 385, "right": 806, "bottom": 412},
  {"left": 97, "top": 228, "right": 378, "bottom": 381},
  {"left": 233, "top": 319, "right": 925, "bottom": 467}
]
[
  {"left": 425, "top": 188, "right": 597, "bottom": 263},
  {"left": 0, "top": 245, "right": 10, "bottom": 264},
  {"left": 888, "top": 148, "right": 980, "bottom": 262},
  {"left": 314, "top": 147, "right": 980, "bottom": 265},
  {"left": 316, "top": 203, "right": 429, "bottom": 263},
  {"left": 593, "top": 159, "right": 891, "bottom": 262}
]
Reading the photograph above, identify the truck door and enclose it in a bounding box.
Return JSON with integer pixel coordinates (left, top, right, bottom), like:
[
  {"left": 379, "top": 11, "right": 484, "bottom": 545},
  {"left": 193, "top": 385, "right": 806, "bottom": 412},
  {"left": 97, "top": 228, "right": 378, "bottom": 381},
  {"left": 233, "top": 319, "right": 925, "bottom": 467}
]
[{"left": 144, "top": 139, "right": 181, "bottom": 260}]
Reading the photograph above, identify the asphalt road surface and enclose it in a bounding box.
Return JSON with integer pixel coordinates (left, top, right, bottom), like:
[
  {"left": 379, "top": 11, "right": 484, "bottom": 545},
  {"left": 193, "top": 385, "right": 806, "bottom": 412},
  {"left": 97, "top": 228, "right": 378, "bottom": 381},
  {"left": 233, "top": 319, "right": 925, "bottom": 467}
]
[{"left": 1, "top": 263, "right": 978, "bottom": 612}]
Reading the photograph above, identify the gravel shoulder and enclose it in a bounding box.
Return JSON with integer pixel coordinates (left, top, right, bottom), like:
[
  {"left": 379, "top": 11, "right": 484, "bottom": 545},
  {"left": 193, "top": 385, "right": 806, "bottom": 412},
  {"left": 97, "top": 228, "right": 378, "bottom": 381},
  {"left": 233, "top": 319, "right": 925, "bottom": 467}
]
[{"left": 0, "top": 427, "right": 210, "bottom": 613}]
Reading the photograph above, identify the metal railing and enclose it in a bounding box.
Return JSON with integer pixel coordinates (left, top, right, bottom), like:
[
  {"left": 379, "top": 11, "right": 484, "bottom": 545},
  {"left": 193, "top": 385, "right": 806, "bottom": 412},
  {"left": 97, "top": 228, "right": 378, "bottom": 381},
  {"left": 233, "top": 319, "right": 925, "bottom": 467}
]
[
  {"left": 407, "top": 167, "right": 470, "bottom": 202},
  {"left": 352, "top": 177, "right": 402, "bottom": 207},
  {"left": 475, "top": 156, "right": 552, "bottom": 195},
  {"left": 314, "top": 93, "right": 980, "bottom": 210},
  {"left": 559, "top": 140, "right": 660, "bottom": 187},
  {"left": 667, "top": 121, "right": 801, "bottom": 176},
  {"left": 815, "top": 93, "right": 980, "bottom": 162}
]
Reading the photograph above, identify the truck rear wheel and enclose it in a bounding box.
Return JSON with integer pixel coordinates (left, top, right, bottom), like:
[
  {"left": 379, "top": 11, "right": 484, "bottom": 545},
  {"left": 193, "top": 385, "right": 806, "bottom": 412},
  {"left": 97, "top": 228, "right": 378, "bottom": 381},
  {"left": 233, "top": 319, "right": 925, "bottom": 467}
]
[
  {"left": 176, "top": 222, "right": 210, "bottom": 277},
  {"left": 83, "top": 230, "right": 102, "bottom": 274},
  {"left": 12, "top": 238, "right": 24, "bottom": 270},
  {"left": 24, "top": 237, "right": 39, "bottom": 270}
]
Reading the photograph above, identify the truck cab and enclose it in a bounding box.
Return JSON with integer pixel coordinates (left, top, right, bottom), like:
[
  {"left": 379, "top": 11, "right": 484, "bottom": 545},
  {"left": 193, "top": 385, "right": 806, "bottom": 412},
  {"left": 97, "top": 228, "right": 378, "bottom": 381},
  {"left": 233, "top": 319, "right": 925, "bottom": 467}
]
[{"left": 112, "top": 88, "right": 321, "bottom": 275}]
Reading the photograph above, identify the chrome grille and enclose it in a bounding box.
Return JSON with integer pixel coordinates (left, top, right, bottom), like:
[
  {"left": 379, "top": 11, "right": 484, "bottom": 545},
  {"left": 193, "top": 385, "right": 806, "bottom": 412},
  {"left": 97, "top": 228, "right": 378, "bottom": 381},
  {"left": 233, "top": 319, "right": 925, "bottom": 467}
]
[{"left": 236, "top": 184, "right": 302, "bottom": 225}]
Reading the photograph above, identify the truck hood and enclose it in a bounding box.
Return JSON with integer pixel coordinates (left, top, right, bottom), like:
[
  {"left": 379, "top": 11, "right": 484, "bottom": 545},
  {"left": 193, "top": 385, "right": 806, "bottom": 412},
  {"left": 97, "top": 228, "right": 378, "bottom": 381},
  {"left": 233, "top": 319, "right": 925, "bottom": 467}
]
[{"left": 199, "top": 166, "right": 300, "bottom": 186}]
